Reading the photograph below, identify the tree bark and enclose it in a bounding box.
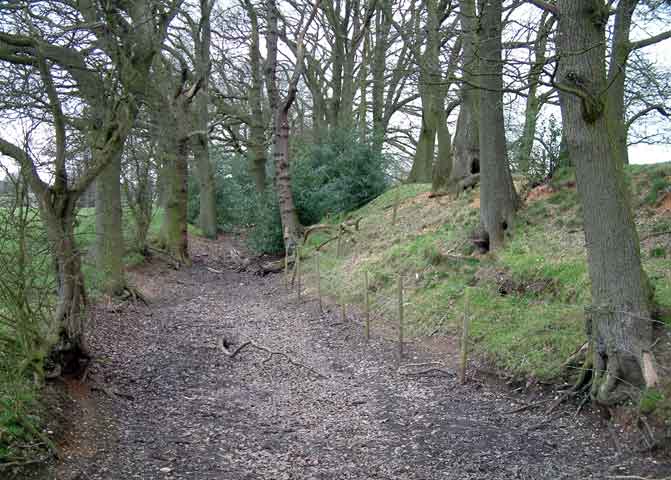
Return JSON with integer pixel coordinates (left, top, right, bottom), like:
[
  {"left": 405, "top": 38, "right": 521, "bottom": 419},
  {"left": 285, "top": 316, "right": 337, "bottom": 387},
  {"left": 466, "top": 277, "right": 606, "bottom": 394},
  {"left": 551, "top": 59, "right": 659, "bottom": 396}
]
[
  {"left": 265, "top": 0, "right": 318, "bottom": 251},
  {"left": 556, "top": 0, "right": 656, "bottom": 403},
  {"left": 243, "top": 0, "right": 269, "bottom": 192},
  {"left": 452, "top": 0, "right": 480, "bottom": 181},
  {"left": 607, "top": 0, "right": 638, "bottom": 167},
  {"left": 160, "top": 135, "right": 190, "bottom": 264},
  {"left": 432, "top": 106, "right": 454, "bottom": 193},
  {"left": 95, "top": 150, "right": 125, "bottom": 295},
  {"left": 39, "top": 195, "right": 89, "bottom": 371},
  {"left": 478, "top": 0, "right": 518, "bottom": 250},
  {"left": 516, "top": 13, "right": 554, "bottom": 176}
]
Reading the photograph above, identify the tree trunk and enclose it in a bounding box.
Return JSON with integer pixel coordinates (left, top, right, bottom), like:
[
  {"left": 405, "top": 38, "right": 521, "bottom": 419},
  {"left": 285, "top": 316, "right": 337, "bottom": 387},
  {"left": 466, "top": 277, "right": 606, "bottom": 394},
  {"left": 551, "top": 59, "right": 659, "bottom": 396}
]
[
  {"left": 266, "top": 0, "right": 314, "bottom": 252},
  {"left": 478, "top": 0, "right": 518, "bottom": 250},
  {"left": 432, "top": 106, "right": 454, "bottom": 193},
  {"left": 193, "top": 138, "right": 217, "bottom": 239},
  {"left": 245, "top": 0, "right": 268, "bottom": 192},
  {"left": 557, "top": 0, "right": 656, "bottom": 403},
  {"left": 40, "top": 195, "right": 89, "bottom": 372},
  {"left": 95, "top": 151, "right": 126, "bottom": 295},
  {"left": 408, "top": 111, "right": 437, "bottom": 183},
  {"left": 371, "top": 0, "right": 391, "bottom": 155},
  {"left": 452, "top": 0, "right": 480, "bottom": 181},
  {"left": 161, "top": 137, "right": 190, "bottom": 264},
  {"left": 515, "top": 13, "right": 554, "bottom": 177},
  {"left": 274, "top": 108, "right": 302, "bottom": 250},
  {"left": 607, "top": 0, "right": 638, "bottom": 167}
]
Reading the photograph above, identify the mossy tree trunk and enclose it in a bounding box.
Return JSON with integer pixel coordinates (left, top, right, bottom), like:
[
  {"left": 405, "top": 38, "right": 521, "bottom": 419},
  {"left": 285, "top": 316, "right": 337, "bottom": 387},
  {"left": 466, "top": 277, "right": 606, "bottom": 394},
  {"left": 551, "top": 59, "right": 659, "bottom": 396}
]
[
  {"left": 451, "top": 0, "right": 480, "bottom": 182},
  {"left": 515, "top": 12, "right": 554, "bottom": 177},
  {"left": 95, "top": 150, "right": 126, "bottom": 295},
  {"left": 161, "top": 136, "right": 190, "bottom": 264},
  {"left": 243, "top": 0, "right": 269, "bottom": 193},
  {"left": 556, "top": 0, "right": 658, "bottom": 403},
  {"left": 478, "top": 0, "right": 518, "bottom": 250}
]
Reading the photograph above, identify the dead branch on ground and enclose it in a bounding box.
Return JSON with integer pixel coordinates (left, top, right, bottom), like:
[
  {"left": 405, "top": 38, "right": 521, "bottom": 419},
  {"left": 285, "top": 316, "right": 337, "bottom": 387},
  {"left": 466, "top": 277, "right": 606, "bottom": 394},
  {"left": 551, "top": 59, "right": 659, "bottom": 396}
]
[{"left": 220, "top": 338, "right": 326, "bottom": 379}]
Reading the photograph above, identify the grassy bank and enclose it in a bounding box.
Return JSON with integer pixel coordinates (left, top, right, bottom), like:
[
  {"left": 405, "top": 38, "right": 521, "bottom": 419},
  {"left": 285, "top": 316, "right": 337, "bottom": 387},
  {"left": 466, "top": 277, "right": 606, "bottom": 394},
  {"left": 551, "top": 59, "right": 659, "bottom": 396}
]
[{"left": 298, "top": 165, "right": 671, "bottom": 401}]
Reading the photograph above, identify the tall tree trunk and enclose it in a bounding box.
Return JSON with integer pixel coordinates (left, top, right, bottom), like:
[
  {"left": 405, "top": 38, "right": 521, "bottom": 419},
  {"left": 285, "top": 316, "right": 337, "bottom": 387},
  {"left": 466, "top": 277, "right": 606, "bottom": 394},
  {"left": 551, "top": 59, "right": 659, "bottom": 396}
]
[
  {"left": 371, "top": 0, "right": 391, "bottom": 154},
  {"left": 192, "top": 0, "right": 217, "bottom": 238},
  {"left": 432, "top": 105, "right": 454, "bottom": 193},
  {"left": 407, "top": 0, "right": 442, "bottom": 184},
  {"left": 40, "top": 195, "right": 89, "bottom": 372},
  {"left": 95, "top": 151, "right": 125, "bottom": 295},
  {"left": 244, "top": 0, "right": 268, "bottom": 192},
  {"left": 452, "top": 0, "right": 480, "bottom": 181},
  {"left": 193, "top": 137, "right": 217, "bottom": 238},
  {"left": 161, "top": 136, "right": 190, "bottom": 264},
  {"left": 265, "top": 0, "right": 317, "bottom": 251},
  {"left": 408, "top": 108, "right": 438, "bottom": 183},
  {"left": 478, "top": 0, "right": 518, "bottom": 250},
  {"left": 516, "top": 13, "right": 554, "bottom": 177},
  {"left": 607, "top": 0, "right": 638, "bottom": 166},
  {"left": 557, "top": 0, "right": 657, "bottom": 403}
]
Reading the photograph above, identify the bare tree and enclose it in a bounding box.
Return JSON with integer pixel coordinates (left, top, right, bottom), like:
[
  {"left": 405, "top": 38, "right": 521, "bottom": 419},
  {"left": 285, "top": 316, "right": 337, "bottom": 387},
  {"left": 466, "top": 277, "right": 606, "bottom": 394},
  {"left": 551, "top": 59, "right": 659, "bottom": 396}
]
[{"left": 0, "top": 0, "right": 180, "bottom": 368}]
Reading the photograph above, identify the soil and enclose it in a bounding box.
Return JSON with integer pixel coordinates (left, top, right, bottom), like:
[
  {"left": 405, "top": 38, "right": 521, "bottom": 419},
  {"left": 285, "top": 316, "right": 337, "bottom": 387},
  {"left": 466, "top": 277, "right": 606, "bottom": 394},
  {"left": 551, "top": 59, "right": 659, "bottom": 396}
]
[
  {"left": 526, "top": 184, "right": 556, "bottom": 203},
  {"left": 656, "top": 191, "right": 671, "bottom": 214},
  {"left": 14, "top": 234, "right": 671, "bottom": 479}
]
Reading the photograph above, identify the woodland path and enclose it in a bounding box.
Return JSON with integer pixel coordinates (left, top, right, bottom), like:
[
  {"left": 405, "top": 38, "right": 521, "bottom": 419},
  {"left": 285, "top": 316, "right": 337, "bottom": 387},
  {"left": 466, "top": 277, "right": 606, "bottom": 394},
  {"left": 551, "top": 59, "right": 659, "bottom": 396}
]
[{"left": 42, "top": 236, "right": 670, "bottom": 480}]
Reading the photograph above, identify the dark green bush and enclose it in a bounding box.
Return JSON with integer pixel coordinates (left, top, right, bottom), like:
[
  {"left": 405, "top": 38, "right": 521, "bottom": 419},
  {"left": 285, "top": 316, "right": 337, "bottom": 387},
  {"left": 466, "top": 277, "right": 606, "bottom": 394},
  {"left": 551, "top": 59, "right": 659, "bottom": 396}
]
[
  {"left": 189, "top": 132, "right": 388, "bottom": 254},
  {"left": 291, "top": 130, "right": 389, "bottom": 226}
]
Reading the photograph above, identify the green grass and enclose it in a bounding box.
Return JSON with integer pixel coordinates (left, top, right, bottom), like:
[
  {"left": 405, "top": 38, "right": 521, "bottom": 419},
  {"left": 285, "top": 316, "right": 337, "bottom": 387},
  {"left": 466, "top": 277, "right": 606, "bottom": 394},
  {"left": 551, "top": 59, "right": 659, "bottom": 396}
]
[{"left": 299, "top": 173, "right": 671, "bottom": 383}]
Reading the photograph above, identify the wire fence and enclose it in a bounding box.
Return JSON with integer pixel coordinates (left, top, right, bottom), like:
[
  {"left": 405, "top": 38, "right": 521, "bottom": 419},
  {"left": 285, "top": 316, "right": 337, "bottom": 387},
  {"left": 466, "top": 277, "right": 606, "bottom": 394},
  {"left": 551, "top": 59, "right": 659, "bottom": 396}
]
[{"left": 281, "top": 244, "right": 671, "bottom": 399}]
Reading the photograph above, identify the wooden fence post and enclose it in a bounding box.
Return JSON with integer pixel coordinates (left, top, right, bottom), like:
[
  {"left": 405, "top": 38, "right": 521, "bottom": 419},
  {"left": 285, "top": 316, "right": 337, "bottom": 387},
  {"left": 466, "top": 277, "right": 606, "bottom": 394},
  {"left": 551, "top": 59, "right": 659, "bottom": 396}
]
[
  {"left": 398, "top": 274, "right": 404, "bottom": 359},
  {"left": 460, "top": 288, "right": 470, "bottom": 384},
  {"left": 296, "top": 246, "right": 301, "bottom": 302},
  {"left": 284, "top": 247, "right": 289, "bottom": 291},
  {"left": 316, "top": 251, "right": 322, "bottom": 313},
  {"left": 392, "top": 186, "right": 401, "bottom": 226},
  {"left": 364, "top": 271, "right": 370, "bottom": 343}
]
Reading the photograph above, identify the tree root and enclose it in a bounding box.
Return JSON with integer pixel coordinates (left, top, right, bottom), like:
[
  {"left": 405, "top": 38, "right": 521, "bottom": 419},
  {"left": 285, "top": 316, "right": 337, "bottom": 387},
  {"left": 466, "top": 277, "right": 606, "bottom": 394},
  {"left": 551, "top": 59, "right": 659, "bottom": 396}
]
[
  {"left": 220, "top": 338, "right": 326, "bottom": 379},
  {"left": 398, "top": 362, "right": 453, "bottom": 376},
  {"left": 120, "top": 285, "right": 149, "bottom": 305}
]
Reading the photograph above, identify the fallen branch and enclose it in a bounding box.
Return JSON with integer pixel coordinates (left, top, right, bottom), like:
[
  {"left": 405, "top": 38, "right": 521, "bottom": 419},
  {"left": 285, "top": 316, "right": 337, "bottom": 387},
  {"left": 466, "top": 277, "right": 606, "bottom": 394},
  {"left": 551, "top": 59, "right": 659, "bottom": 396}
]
[
  {"left": 0, "top": 456, "right": 51, "bottom": 471},
  {"left": 398, "top": 362, "right": 452, "bottom": 376},
  {"left": 91, "top": 383, "right": 135, "bottom": 401},
  {"left": 220, "top": 338, "right": 326, "bottom": 379},
  {"left": 641, "top": 230, "right": 671, "bottom": 242},
  {"left": 399, "top": 367, "right": 452, "bottom": 376}
]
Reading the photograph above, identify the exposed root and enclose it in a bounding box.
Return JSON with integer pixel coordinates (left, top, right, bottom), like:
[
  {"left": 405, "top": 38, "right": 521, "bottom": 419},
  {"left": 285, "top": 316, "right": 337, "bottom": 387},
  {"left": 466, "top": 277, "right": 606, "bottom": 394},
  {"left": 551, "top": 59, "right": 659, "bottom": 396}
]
[
  {"left": 398, "top": 362, "right": 453, "bottom": 377},
  {"left": 120, "top": 285, "right": 149, "bottom": 305},
  {"left": 220, "top": 337, "right": 326, "bottom": 379}
]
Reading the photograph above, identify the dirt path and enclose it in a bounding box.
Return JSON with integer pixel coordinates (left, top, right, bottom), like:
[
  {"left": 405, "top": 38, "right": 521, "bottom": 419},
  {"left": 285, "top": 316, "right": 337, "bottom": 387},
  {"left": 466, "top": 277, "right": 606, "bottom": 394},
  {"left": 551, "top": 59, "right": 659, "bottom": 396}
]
[{"left": 43, "top": 237, "right": 670, "bottom": 480}]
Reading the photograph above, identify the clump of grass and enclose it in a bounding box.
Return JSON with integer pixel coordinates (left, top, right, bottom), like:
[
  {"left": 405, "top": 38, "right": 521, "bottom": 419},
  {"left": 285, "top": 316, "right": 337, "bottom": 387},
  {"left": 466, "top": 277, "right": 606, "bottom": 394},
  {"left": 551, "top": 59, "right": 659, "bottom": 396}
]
[{"left": 643, "top": 170, "right": 671, "bottom": 206}]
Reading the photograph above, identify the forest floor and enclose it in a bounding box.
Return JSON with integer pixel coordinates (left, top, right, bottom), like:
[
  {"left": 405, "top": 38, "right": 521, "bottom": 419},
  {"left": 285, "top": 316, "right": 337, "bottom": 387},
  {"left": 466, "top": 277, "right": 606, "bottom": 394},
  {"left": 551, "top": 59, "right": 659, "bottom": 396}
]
[{"left": 22, "top": 234, "right": 671, "bottom": 479}]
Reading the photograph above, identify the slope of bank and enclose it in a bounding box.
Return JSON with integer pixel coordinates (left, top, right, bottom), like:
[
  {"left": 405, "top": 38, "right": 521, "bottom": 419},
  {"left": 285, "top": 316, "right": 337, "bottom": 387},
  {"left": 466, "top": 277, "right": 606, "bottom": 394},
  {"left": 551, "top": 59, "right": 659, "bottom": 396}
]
[{"left": 298, "top": 165, "right": 671, "bottom": 424}]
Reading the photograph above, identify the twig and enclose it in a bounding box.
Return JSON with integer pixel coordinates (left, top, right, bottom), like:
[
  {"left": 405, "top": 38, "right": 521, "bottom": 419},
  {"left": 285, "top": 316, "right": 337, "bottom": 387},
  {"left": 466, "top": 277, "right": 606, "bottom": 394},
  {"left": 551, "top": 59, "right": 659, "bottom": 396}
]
[
  {"left": 641, "top": 230, "right": 671, "bottom": 242},
  {"left": 206, "top": 266, "right": 223, "bottom": 274},
  {"left": 399, "top": 367, "right": 453, "bottom": 376},
  {"left": 0, "top": 456, "right": 51, "bottom": 471},
  {"left": 221, "top": 338, "right": 326, "bottom": 379}
]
